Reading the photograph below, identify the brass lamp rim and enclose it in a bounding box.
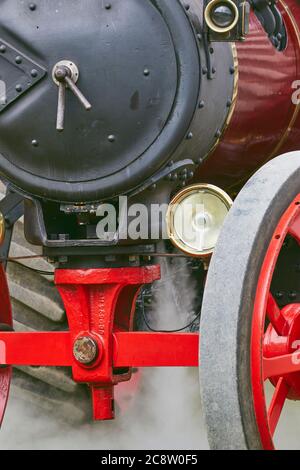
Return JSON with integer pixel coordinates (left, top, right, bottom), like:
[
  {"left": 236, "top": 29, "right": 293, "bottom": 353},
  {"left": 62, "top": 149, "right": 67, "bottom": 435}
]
[
  {"left": 204, "top": 0, "right": 239, "bottom": 34},
  {"left": 166, "top": 183, "right": 233, "bottom": 258},
  {"left": 0, "top": 212, "right": 5, "bottom": 246}
]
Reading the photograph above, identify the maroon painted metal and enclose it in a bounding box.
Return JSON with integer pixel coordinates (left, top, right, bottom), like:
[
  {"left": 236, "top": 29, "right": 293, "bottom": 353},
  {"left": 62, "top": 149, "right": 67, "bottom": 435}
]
[
  {"left": 252, "top": 195, "right": 300, "bottom": 449},
  {"left": 195, "top": 0, "right": 300, "bottom": 191},
  {"left": 0, "top": 265, "right": 13, "bottom": 426}
]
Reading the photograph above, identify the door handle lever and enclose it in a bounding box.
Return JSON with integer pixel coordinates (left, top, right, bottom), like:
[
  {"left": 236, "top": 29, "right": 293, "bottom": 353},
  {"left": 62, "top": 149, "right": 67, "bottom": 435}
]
[{"left": 53, "top": 61, "right": 92, "bottom": 132}]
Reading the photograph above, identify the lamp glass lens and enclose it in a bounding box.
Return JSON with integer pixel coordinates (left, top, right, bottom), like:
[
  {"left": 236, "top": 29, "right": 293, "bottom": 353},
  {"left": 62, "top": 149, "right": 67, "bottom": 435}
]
[
  {"left": 172, "top": 190, "right": 229, "bottom": 254},
  {"left": 211, "top": 4, "right": 235, "bottom": 28}
]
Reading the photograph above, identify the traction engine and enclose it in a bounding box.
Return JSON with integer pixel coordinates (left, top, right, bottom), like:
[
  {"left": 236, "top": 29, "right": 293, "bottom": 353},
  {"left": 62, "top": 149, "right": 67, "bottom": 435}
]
[{"left": 0, "top": 0, "right": 299, "bottom": 449}]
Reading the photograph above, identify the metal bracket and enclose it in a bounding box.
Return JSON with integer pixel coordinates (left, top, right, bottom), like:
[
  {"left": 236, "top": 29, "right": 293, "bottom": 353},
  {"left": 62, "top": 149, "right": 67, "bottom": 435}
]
[
  {"left": 128, "top": 159, "right": 196, "bottom": 197},
  {"left": 0, "top": 189, "right": 24, "bottom": 268},
  {"left": 250, "top": 0, "right": 286, "bottom": 50},
  {"left": 0, "top": 38, "right": 46, "bottom": 113},
  {"left": 202, "top": 32, "right": 215, "bottom": 80},
  {"left": 55, "top": 266, "right": 161, "bottom": 420}
]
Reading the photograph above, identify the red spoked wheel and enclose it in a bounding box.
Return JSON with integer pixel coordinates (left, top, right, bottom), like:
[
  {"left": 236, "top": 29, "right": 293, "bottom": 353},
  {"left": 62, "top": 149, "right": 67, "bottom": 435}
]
[
  {"left": 252, "top": 195, "right": 300, "bottom": 449},
  {"left": 0, "top": 264, "right": 13, "bottom": 426},
  {"left": 200, "top": 152, "right": 300, "bottom": 450}
]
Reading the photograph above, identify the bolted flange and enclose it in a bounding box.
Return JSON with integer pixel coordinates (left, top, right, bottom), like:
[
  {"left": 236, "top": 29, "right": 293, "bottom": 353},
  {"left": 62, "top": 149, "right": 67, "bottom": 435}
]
[
  {"left": 73, "top": 336, "right": 99, "bottom": 365},
  {"left": 52, "top": 60, "right": 79, "bottom": 86}
]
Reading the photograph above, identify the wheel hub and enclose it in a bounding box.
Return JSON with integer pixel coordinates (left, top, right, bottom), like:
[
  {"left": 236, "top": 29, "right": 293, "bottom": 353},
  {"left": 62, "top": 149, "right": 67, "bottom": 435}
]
[{"left": 264, "top": 303, "right": 300, "bottom": 399}]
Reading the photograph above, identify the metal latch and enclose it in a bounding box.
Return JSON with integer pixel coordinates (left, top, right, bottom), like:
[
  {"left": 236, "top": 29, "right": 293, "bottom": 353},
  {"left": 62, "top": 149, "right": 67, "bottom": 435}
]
[{"left": 52, "top": 60, "right": 92, "bottom": 132}]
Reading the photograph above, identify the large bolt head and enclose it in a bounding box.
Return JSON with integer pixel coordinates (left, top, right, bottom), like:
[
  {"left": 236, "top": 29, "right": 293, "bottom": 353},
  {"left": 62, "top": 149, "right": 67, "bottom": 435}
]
[
  {"left": 73, "top": 336, "right": 98, "bottom": 365},
  {"left": 54, "top": 65, "right": 70, "bottom": 82}
]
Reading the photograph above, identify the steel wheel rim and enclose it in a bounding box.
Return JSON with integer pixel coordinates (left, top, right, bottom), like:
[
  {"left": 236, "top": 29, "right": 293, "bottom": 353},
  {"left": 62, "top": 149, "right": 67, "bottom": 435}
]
[{"left": 252, "top": 195, "right": 300, "bottom": 449}]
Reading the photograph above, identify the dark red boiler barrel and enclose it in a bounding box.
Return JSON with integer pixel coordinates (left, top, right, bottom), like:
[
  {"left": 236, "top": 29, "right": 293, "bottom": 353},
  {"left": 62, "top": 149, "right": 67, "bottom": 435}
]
[{"left": 195, "top": 0, "right": 300, "bottom": 192}]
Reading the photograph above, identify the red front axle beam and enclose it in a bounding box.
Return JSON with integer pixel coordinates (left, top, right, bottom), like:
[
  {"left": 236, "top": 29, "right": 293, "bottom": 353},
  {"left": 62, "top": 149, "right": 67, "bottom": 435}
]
[
  {"left": 0, "top": 331, "right": 199, "bottom": 368},
  {"left": 0, "top": 265, "right": 199, "bottom": 423}
]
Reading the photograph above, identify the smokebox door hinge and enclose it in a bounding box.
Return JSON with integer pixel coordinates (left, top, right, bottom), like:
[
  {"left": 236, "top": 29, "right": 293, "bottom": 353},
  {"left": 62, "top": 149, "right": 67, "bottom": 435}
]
[{"left": 0, "top": 38, "right": 46, "bottom": 113}]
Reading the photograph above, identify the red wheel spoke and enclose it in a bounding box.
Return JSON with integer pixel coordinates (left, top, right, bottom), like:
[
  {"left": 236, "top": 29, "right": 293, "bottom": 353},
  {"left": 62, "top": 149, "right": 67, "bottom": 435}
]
[
  {"left": 266, "top": 294, "right": 287, "bottom": 336},
  {"left": 264, "top": 352, "right": 300, "bottom": 379},
  {"left": 268, "top": 377, "right": 289, "bottom": 437}
]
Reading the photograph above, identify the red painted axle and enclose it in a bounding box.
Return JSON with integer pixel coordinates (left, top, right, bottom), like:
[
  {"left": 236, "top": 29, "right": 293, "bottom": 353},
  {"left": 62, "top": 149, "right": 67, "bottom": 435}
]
[
  {"left": 0, "top": 331, "right": 199, "bottom": 368},
  {"left": 0, "top": 265, "right": 199, "bottom": 422}
]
